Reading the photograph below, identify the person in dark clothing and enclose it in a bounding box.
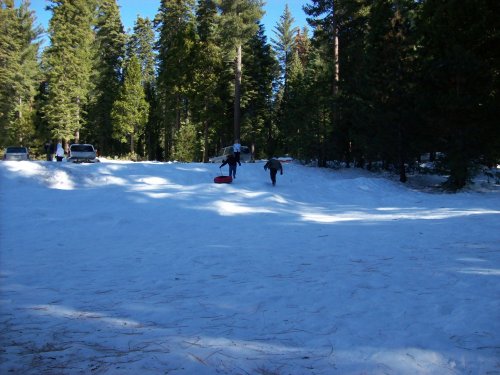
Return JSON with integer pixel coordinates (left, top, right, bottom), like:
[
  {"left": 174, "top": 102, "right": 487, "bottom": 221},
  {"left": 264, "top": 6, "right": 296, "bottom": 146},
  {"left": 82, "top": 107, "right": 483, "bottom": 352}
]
[
  {"left": 264, "top": 158, "right": 283, "bottom": 186},
  {"left": 49, "top": 143, "right": 55, "bottom": 161},
  {"left": 44, "top": 141, "right": 53, "bottom": 161},
  {"left": 220, "top": 153, "right": 238, "bottom": 179}
]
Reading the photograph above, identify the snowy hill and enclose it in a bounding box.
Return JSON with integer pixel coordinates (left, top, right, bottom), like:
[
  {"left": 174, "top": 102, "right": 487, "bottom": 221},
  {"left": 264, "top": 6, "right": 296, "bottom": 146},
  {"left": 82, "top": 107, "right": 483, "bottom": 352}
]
[{"left": 1, "top": 160, "right": 499, "bottom": 374}]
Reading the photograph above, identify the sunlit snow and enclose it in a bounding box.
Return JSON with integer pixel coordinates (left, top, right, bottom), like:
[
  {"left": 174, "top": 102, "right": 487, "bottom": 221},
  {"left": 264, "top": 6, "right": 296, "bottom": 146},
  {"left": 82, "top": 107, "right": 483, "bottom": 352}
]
[{"left": 1, "top": 159, "right": 498, "bottom": 374}]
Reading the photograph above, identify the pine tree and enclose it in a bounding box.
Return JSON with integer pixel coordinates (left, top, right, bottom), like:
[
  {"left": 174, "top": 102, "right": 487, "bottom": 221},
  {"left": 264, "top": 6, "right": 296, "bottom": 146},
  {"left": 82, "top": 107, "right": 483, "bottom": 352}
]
[
  {"left": 279, "top": 49, "right": 307, "bottom": 157},
  {"left": 304, "top": 0, "right": 339, "bottom": 97},
  {"left": 295, "top": 26, "right": 311, "bottom": 68},
  {"left": 241, "top": 23, "right": 278, "bottom": 158},
  {"left": 362, "top": 0, "right": 420, "bottom": 182},
  {"left": 172, "top": 121, "right": 199, "bottom": 161},
  {"left": 418, "top": 0, "right": 500, "bottom": 189},
  {"left": 192, "top": 0, "right": 226, "bottom": 162},
  {"left": 0, "top": 0, "right": 41, "bottom": 147},
  {"left": 43, "top": 0, "right": 95, "bottom": 145},
  {"left": 272, "top": 4, "right": 298, "bottom": 89},
  {"left": 216, "top": 0, "right": 264, "bottom": 142},
  {"left": 155, "top": 0, "right": 196, "bottom": 160},
  {"left": 111, "top": 55, "right": 149, "bottom": 156},
  {"left": 129, "top": 16, "right": 157, "bottom": 160},
  {"left": 271, "top": 4, "right": 299, "bottom": 155},
  {"left": 87, "top": 0, "right": 126, "bottom": 155},
  {"left": 129, "top": 17, "right": 156, "bottom": 86},
  {"left": 303, "top": 0, "right": 339, "bottom": 166},
  {"left": 304, "top": 0, "right": 373, "bottom": 167},
  {"left": 299, "top": 45, "right": 332, "bottom": 163}
]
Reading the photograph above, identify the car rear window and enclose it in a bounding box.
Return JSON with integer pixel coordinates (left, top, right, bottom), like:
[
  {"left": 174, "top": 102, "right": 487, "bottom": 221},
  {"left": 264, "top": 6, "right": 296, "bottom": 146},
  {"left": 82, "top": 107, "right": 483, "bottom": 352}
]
[
  {"left": 6, "top": 147, "right": 27, "bottom": 153},
  {"left": 71, "top": 145, "right": 94, "bottom": 152}
]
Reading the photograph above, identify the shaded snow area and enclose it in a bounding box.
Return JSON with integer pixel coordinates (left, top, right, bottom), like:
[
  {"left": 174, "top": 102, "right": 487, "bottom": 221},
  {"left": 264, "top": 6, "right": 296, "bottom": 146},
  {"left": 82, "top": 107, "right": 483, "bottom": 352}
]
[{"left": 1, "top": 160, "right": 499, "bottom": 374}]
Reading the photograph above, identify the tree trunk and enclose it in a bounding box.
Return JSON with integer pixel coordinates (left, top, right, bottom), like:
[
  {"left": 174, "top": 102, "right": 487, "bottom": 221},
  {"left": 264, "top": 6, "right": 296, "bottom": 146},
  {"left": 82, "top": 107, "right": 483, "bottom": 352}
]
[
  {"left": 203, "top": 102, "right": 209, "bottom": 163},
  {"left": 327, "top": 18, "right": 339, "bottom": 169},
  {"left": 399, "top": 160, "right": 407, "bottom": 183},
  {"left": 163, "top": 105, "right": 169, "bottom": 161},
  {"left": 176, "top": 94, "right": 181, "bottom": 131},
  {"left": 234, "top": 44, "right": 242, "bottom": 142},
  {"left": 333, "top": 24, "right": 339, "bottom": 97},
  {"left": 74, "top": 97, "right": 81, "bottom": 144},
  {"left": 398, "top": 123, "right": 407, "bottom": 183},
  {"left": 130, "top": 132, "right": 134, "bottom": 155}
]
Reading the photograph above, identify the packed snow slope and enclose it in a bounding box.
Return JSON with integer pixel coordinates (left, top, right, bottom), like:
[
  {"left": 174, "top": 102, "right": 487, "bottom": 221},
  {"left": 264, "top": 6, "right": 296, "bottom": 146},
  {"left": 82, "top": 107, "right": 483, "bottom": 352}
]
[{"left": 1, "top": 160, "right": 499, "bottom": 375}]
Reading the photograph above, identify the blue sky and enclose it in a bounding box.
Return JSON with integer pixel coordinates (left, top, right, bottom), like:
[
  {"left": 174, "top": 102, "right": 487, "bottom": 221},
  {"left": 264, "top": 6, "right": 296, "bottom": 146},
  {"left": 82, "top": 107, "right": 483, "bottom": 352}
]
[{"left": 28, "top": 0, "right": 311, "bottom": 45}]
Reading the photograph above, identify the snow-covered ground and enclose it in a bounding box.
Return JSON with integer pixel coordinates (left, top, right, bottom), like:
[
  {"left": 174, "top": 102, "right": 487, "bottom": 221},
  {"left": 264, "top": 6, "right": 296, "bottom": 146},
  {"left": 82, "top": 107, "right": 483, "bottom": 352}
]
[{"left": 1, "top": 159, "right": 499, "bottom": 374}]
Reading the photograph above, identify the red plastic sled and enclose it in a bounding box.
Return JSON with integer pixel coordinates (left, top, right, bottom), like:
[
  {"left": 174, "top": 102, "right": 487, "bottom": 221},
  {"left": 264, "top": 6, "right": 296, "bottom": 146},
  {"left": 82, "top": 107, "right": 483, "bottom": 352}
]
[{"left": 214, "top": 175, "right": 233, "bottom": 184}]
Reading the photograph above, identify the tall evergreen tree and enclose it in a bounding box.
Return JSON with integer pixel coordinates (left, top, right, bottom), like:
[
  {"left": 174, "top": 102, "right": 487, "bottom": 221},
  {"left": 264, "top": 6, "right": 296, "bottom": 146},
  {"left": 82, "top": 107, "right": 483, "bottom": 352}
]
[
  {"left": 216, "top": 0, "right": 264, "bottom": 142},
  {"left": 295, "top": 26, "right": 311, "bottom": 68},
  {"left": 0, "top": 0, "right": 41, "bottom": 147},
  {"left": 303, "top": 0, "right": 339, "bottom": 166},
  {"left": 111, "top": 55, "right": 149, "bottom": 156},
  {"left": 362, "top": 0, "right": 419, "bottom": 182},
  {"left": 303, "top": 0, "right": 371, "bottom": 167},
  {"left": 129, "top": 16, "right": 157, "bottom": 159},
  {"left": 43, "top": 0, "right": 96, "bottom": 145},
  {"left": 272, "top": 4, "right": 298, "bottom": 88},
  {"left": 192, "top": 0, "right": 226, "bottom": 162},
  {"left": 304, "top": 0, "right": 340, "bottom": 96},
  {"left": 278, "top": 48, "right": 307, "bottom": 157},
  {"left": 241, "top": 23, "right": 278, "bottom": 158},
  {"left": 87, "top": 0, "right": 125, "bottom": 155},
  {"left": 419, "top": 0, "right": 500, "bottom": 189},
  {"left": 300, "top": 44, "right": 332, "bottom": 163},
  {"left": 172, "top": 121, "right": 199, "bottom": 161},
  {"left": 271, "top": 4, "right": 299, "bottom": 155},
  {"left": 129, "top": 17, "right": 156, "bottom": 85},
  {"left": 155, "top": 0, "right": 196, "bottom": 160}
]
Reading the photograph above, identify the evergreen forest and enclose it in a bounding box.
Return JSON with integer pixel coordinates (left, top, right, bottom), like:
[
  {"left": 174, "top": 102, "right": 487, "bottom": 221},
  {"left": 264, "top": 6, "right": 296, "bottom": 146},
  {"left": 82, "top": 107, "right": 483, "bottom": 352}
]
[{"left": 1, "top": 0, "right": 499, "bottom": 189}]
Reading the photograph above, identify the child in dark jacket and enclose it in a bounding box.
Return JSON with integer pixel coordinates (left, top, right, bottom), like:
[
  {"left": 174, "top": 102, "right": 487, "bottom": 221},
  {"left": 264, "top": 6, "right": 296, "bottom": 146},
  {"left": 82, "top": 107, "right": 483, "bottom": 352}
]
[
  {"left": 264, "top": 158, "right": 283, "bottom": 186},
  {"left": 220, "top": 153, "right": 238, "bottom": 179}
]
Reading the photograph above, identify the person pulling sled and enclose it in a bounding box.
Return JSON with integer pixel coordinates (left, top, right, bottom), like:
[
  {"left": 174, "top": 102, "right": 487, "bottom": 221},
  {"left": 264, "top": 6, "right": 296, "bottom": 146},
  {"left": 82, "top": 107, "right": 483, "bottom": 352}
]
[{"left": 220, "top": 152, "right": 238, "bottom": 179}]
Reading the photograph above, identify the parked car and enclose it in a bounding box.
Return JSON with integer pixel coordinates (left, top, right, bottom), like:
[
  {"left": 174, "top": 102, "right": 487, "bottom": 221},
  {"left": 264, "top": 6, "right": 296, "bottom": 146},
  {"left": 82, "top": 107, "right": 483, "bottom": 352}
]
[
  {"left": 209, "top": 145, "right": 251, "bottom": 163},
  {"left": 3, "top": 146, "right": 30, "bottom": 161},
  {"left": 67, "top": 144, "right": 99, "bottom": 163}
]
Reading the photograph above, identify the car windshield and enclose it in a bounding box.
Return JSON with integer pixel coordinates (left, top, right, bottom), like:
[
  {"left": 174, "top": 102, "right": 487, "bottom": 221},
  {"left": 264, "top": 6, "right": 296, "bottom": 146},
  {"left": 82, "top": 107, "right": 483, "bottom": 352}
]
[
  {"left": 71, "top": 145, "right": 93, "bottom": 152},
  {"left": 6, "top": 147, "right": 27, "bottom": 153}
]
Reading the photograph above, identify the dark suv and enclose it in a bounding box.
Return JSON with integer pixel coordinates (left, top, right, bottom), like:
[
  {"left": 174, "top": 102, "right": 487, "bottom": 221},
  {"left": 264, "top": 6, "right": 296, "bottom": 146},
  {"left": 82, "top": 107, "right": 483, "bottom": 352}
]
[{"left": 68, "top": 144, "right": 99, "bottom": 163}]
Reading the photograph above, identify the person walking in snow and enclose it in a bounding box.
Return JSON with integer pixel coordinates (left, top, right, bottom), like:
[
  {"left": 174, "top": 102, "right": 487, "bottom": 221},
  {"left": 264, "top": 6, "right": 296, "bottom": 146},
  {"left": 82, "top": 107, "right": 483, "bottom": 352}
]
[
  {"left": 264, "top": 157, "right": 283, "bottom": 186},
  {"left": 55, "top": 142, "right": 65, "bottom": 162},
  {"left": 44, "top": 141, "right": 55, "bottom": 161},
  {"left": 220, "top": 152, "right": 238, "bottom": 179},
  {"left": 233, "top": 140, "right": 242, "bottom": 166}
]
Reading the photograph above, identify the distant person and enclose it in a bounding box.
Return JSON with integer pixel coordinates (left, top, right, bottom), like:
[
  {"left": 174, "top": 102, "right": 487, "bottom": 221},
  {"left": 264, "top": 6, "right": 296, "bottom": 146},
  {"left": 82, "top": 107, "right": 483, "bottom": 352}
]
[
  {"left": 264, "top": 157, "right": 283, "bottom": 186},
  {"left": 233, "top": 140, "right": 242, "bottom": 166},
  {"left": 55, "top": 142, "right": 65, "bottom": 162},
  {"left": 44, "top": 141, "right": 54, "bottom": 161},
  {"left": 49, "top": 143, "right": 55, "bottom": 161},
  {"left": 220, "top": 153, "right": 238, "bottom": 179}
]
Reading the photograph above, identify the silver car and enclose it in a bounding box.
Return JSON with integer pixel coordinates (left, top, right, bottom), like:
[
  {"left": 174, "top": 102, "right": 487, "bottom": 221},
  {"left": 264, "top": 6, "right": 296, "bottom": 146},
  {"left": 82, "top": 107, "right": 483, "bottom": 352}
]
[
  {"left": 3, "top": 146, "right": 30, "bottom": 161},
  {"left": 67, "top": 144, "right": 99, "bottom": 163},
  {"left": 209, "top": 145, "right": 251, "bottom": 163}
]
